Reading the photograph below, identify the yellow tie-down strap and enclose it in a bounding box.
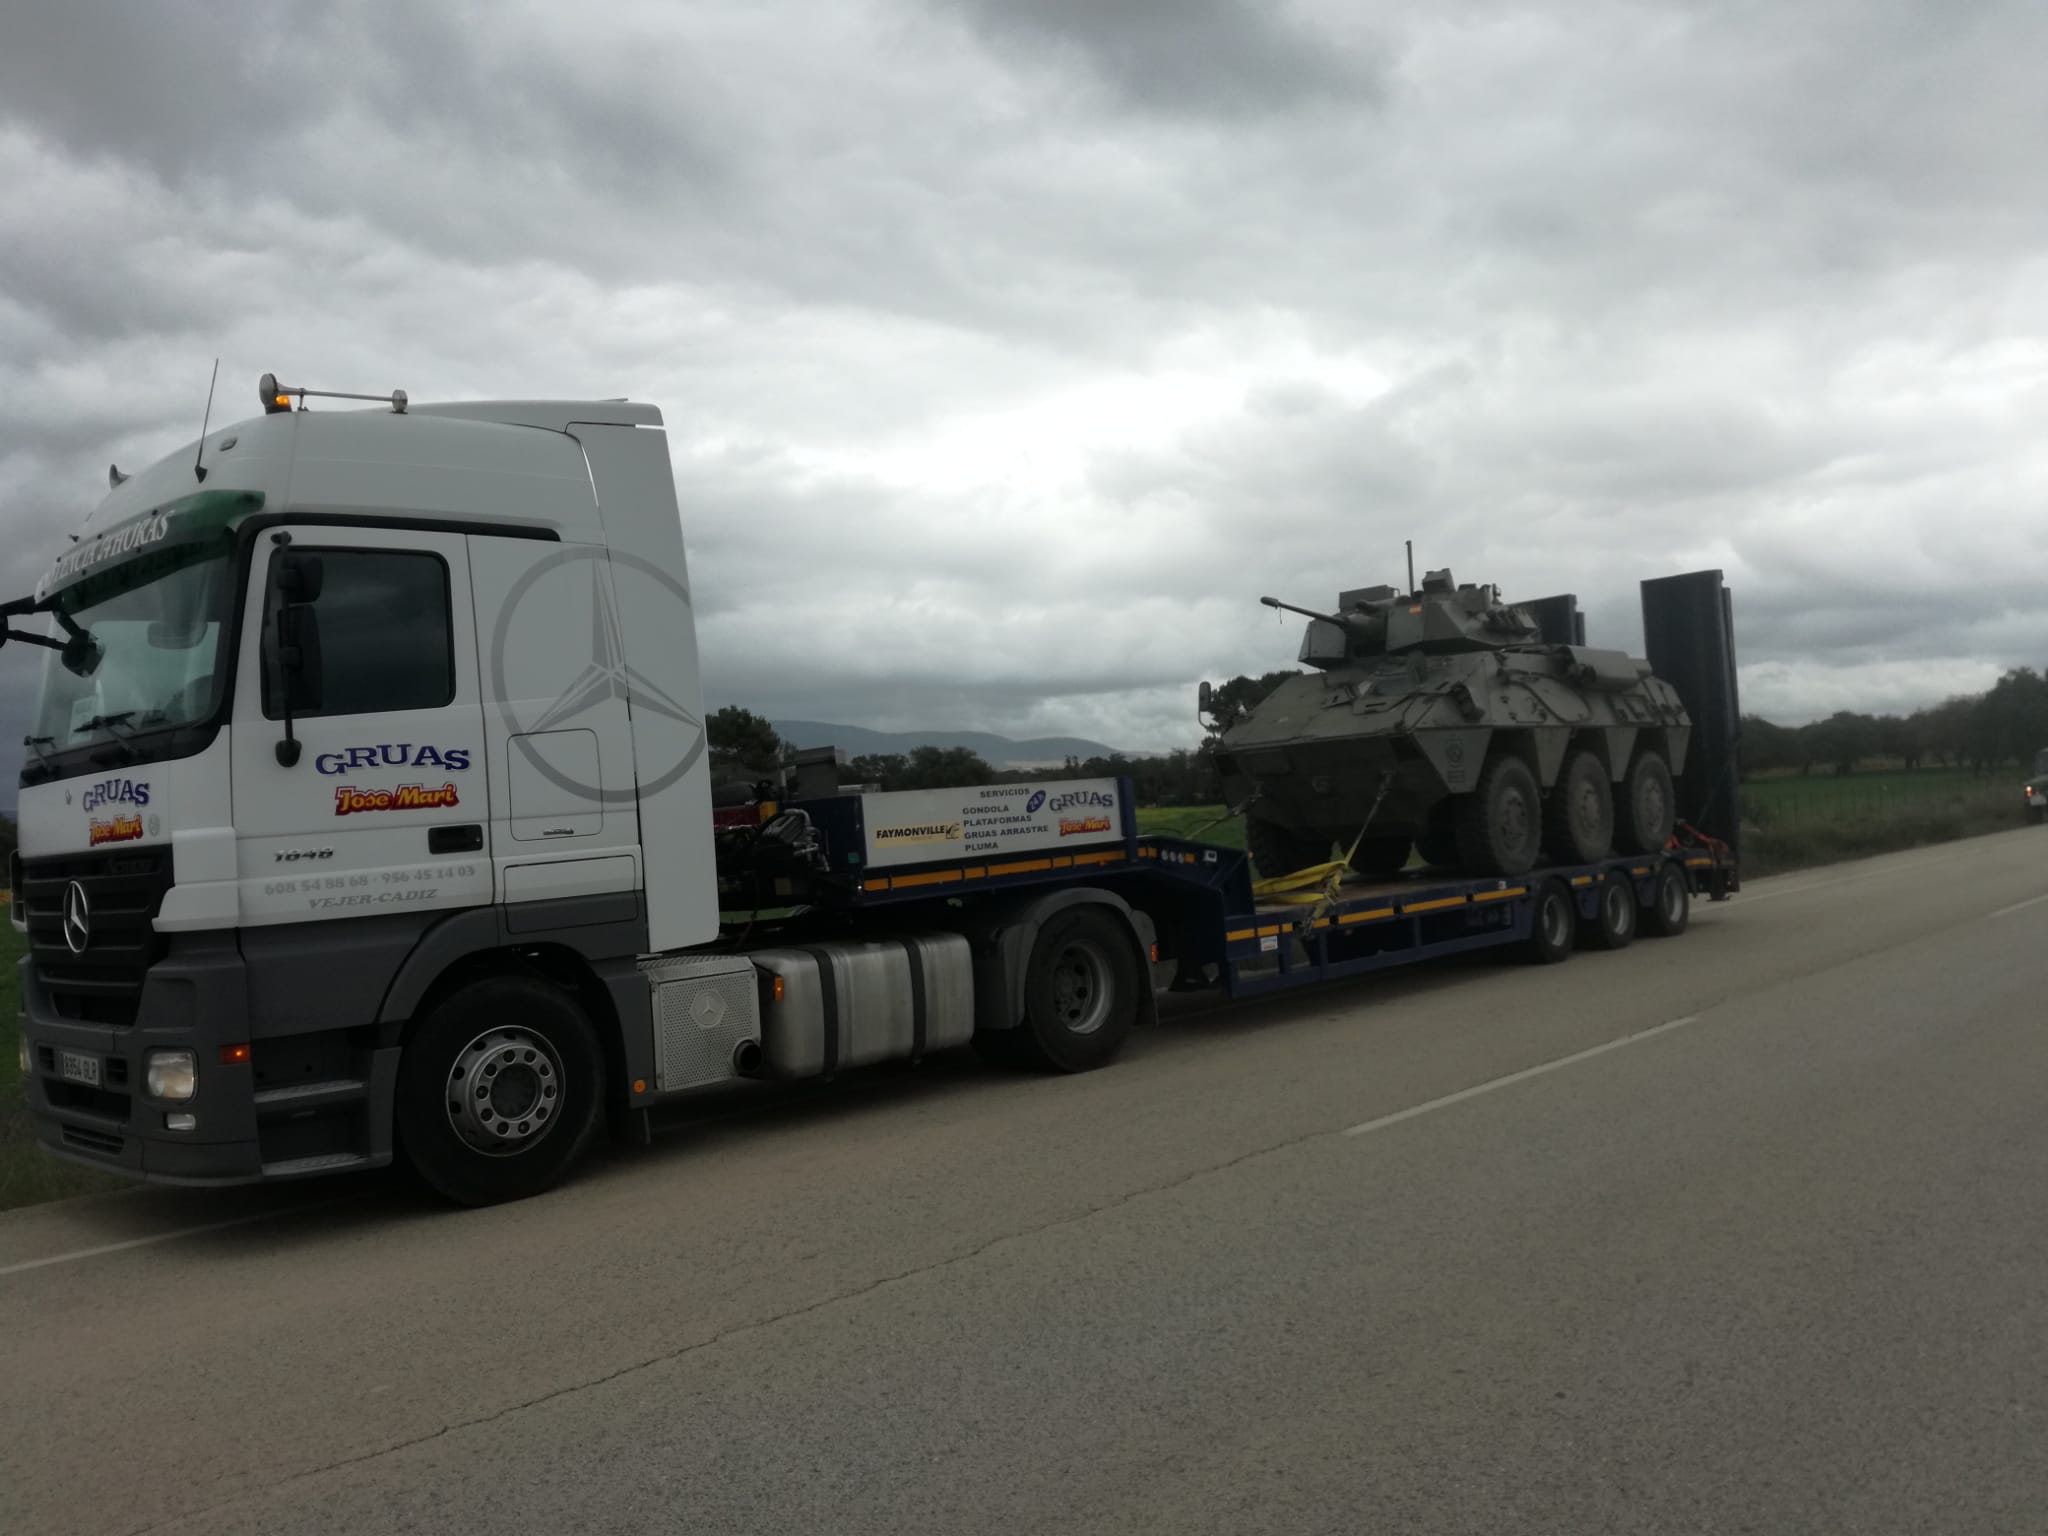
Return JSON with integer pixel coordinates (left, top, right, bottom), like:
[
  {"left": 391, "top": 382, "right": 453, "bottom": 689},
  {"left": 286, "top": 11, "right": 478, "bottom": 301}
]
[{"left": 1249, "top": 860, "right": 1353, "bottom": 906}]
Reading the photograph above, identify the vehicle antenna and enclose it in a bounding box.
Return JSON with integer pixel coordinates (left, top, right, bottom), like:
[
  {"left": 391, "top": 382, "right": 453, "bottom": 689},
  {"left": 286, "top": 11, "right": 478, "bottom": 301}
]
[
  {"left": 1405, "top": 540, "right": 1415, "bottom": 596},
  {"left": 192, "top": 358, "right": 220, "bottom": 483}
]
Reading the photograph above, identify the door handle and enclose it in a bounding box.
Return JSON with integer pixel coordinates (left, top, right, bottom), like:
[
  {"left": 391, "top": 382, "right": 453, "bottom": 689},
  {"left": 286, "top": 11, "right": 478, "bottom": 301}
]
[{"left": 429, "top": 824, "right": 484, "bottom": 854}]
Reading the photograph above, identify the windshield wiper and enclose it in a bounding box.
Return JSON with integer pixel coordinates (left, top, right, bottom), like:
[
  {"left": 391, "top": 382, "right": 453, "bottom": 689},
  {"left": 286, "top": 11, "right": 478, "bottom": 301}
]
[
  {"left": 78, "top": 711, "right": 136, "bottom": 739},
  {"left": 23, "top": 734, "right": 55, "bottom": 767},
  {"left": 77, "top": 713, "right": 139, "bottom": 766}
]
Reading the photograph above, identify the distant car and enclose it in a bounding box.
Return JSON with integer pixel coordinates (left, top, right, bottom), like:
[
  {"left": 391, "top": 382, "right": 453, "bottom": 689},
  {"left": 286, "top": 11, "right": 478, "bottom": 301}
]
[{"left": 2029, "top": 749, "right": 2048, "bottom": 825}]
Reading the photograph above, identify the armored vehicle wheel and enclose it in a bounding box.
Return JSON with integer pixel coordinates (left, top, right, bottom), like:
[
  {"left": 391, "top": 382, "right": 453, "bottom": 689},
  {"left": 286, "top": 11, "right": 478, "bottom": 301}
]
[
  {"left": 1641, "top": 863, "right": 1691, "bottom": 937},
  {"left": 1524, "top": 879, "right": 1576, "bottom": 964},
  {"left": 1615, "top": 748, "right": 1676, "bottom": 854},
  {"left": 1543, "top": 748, "right": 1614, "bottom": 864},
  {"left": 1455, "top": 754, "right": 1542, "bottom": 876},
  {"left": 1581, "top": 870, "right": 1637, "bottom": 950},
  {"left": 1247, "top": 818, "right": 1330, "bottom": 881},
  {"left": 1349, "top": 836, "right": 1412, "bottom": 879}
]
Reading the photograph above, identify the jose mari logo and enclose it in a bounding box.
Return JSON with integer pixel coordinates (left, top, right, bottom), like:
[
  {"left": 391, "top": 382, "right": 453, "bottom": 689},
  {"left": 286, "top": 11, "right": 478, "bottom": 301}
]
[
  {"left": 1059, "top": 816, "right": 1113, "bottom": 838},
  {"left": 334, "top": 783, "right": 461, "bottom": 816},
  {"left": 88, "top": 814, "right": 145, "bottom": 847}
]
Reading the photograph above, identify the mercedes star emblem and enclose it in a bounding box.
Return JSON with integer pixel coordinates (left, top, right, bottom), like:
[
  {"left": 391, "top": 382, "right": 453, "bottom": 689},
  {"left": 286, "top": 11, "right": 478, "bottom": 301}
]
[
  {"left": 62, "top": 880, "right": 91, "bottom": 955},
  {"left": 490, "top": 546, "right": 707, "bottom": 803}
]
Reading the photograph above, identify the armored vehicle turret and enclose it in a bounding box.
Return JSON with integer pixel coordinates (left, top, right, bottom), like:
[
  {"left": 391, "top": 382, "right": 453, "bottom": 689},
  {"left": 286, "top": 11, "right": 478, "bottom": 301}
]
[{"left": 1206, "top": 569, "right": 1691, "bottom": 879}]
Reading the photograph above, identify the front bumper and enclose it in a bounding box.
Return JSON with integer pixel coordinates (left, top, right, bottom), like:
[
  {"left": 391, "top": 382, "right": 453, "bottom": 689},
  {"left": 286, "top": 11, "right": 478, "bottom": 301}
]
[{"left": 16, "top": 938, "right": 398, "bottom": 1186}]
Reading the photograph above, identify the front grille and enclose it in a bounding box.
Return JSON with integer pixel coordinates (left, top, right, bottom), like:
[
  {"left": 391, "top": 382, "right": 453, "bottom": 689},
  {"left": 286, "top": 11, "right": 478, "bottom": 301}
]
[
  {"left": 21, "top": 847, "right": 174, "bottom": 1027},
  {"left": 61, "top": 1124, "right": 125, "bottom": 1158}
]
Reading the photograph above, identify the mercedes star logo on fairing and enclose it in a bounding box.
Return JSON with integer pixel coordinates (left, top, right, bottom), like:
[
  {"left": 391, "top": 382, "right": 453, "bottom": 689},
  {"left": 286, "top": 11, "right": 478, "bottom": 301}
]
[
  {"left": 489, "top": 546, "right": 706, "bottom": 803},
  {"left": 61, "top": 880, "right": 91, "bottom": 954}
]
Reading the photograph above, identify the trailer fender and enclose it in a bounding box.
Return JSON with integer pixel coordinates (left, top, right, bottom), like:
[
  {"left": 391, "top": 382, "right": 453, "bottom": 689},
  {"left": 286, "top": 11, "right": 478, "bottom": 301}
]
[{"left": 965, "top": 888, "right": 1158, "bottom": 1035}]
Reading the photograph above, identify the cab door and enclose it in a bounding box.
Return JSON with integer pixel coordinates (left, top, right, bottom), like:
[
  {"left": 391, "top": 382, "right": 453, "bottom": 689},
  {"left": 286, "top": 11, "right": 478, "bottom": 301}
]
[{"left": 229, "top": 525, "right": 494, "bottom": 925}]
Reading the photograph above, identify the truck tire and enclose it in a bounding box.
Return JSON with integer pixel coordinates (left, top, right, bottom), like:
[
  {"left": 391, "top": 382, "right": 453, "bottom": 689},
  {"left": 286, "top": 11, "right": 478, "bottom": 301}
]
[
  {"left": 1246, "top": 818, "right": 1329, "bottom": 881},
  {"left": 396, "top": 974, "right": 603, "bottom": 1206},
  {"left": 1011, "top": 906, "right": 1140, "bottom": 1073},
  {"left": 1580, "top": 870, "right": 1636, "bottom": 950},
  {"left": 1456, "top": 754, "right": 1542, "bottom": 876},
  {"left": 1543, "top": 748, "right": 1614, "bottom": 865},
  {"left": 1641, "top": 863, "right": 1691, "bottom": 937},
  {"left": 1615, "top": 749, "right": 1676, "bottom": 855},
  {"left": 1524, "top": 878, "right": 1576, "bottom": 964}
]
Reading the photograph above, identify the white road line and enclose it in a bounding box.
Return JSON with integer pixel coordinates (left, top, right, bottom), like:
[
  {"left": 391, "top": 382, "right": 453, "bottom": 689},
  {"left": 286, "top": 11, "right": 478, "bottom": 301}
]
[
  {"left": 1991, "top": 892, "right": 2048, "bottom": 919},
  {"left": 0, "top": 1199, "right": 350, "bottom": 1279},
  {"left": 1341, "top": 1015, "right": 1703, "bottom": 1139}
]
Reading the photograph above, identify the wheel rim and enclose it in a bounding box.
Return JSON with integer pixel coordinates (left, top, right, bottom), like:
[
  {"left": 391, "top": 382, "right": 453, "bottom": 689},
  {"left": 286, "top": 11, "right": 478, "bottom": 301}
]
[
  {"left": 1604, "top": 881, "right": 1630, "bottom": 933},
  {"left": 1572, "top": 786, "right": 1605, "bottom": 835},
  {"left": 1050, "top": 939, "right": 1114, "bottom": 1035},
  {"left": 446, "top": 1026, "right": 564, "bottom": 1156},
  {"left": 1499, "top": 786, "right": 1534, "bottom": 856},
  {"left": 1661, "top": 874, "right": 1685, "bottom": 924},
  {"left": 1641, "top": 775, "right": 1668, "bottom": 835},
  {"left": 1543, "top": 893, "right": 1571, "bottom": 949}
]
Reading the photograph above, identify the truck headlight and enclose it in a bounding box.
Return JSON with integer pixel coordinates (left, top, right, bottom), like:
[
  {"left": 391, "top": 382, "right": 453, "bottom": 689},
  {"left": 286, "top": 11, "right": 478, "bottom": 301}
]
[{"left": 146, "top": 1050, "right": 198, "bottom": 1101}]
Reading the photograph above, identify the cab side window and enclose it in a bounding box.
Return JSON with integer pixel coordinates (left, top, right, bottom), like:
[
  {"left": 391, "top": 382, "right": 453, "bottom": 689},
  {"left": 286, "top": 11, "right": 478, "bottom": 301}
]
[{"left": 263, "top": 550, "right": 455, "bottom": 719}]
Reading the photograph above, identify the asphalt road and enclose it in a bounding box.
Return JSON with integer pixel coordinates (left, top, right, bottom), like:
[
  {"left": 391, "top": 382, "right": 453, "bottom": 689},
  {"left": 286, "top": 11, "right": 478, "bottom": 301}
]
[{"left": 6, "top": 829, "right": 2048, "bottom": 1535}]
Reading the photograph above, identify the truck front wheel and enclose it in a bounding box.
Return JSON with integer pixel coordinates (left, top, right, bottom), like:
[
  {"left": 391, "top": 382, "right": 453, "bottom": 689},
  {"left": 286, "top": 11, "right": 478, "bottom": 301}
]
[{"left": 396, "top": 974, "right": 603, "bottom": 1206}]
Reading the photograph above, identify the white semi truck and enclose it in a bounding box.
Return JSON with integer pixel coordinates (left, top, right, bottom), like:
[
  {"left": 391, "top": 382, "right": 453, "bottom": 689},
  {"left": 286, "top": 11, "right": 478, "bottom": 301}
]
[{"left": 7, "top": 377, "right": 1736, "bottom": 1205}]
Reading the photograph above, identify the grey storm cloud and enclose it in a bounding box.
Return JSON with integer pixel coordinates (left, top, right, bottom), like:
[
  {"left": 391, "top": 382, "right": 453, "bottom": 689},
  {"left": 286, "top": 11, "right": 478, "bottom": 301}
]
[{"left": 6, "top": 0, "right": 2048, "bottom": 804}]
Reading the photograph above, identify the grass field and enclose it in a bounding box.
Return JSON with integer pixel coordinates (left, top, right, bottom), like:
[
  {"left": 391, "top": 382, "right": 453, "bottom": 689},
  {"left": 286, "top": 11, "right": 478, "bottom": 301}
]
[
  {"left": 1, "top": 918, "right": 126, "bottom": 1212},
  {"left": 1741, "top": 767, "right": 2024, "bottom": 876}
]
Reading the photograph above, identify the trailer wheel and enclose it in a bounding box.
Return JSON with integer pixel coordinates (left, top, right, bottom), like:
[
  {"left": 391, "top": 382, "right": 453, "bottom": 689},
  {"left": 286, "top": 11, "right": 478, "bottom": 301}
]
[
  {"left": 1524, "top": 879, "right": 1575, "bottom": 965},
  {"left": 1641, "top": 864, "right": 1691, "bottom": 938},
  {"left": 1581, "top": 870, "right": 1636, "bottom": 951},
  {"left": 396, "top": 974, "right": 603, "bottom": 1206},
  {"left": 1013, "top": 907, "right": 1140, "bottom": 1072}
]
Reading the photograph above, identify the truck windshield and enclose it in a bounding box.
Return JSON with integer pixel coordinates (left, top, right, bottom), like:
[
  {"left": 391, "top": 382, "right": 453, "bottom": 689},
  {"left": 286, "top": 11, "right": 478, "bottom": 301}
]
[{"left": 29, "top": 551, "right": 236, "bottom": 752}]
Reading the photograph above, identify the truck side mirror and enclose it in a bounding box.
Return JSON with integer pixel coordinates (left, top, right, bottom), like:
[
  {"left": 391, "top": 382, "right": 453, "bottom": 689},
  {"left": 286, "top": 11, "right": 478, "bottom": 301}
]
[
  {"left": 277, "top": 604, "right": 323, "bottom": 713},
  {"left": 1198, "top": 680, "right": 1214, "bottom": 716},
  {"left": 59, "top": 632, "right": 104, "bottom": 678},
  {"left": 276, "top": 551, "right": 324, "bottom": 604}
]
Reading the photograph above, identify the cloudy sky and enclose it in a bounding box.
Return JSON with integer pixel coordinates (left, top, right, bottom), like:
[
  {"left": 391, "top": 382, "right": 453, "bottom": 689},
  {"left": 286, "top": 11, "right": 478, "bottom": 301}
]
[{"left": 5, "top": 0, "right": 2046, "bottom": 795}]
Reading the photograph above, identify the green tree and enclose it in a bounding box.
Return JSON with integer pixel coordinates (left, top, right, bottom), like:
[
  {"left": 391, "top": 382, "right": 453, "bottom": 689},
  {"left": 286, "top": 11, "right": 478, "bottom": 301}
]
[
  {"left": 897, "top": 745, "right": 994, "bottom": 790},
  {"left": 1203, "top": 670, "right": 1300, "bottom": 731},
  {"left": 707, "top": 707, "right": 783, "bottom": 781}
]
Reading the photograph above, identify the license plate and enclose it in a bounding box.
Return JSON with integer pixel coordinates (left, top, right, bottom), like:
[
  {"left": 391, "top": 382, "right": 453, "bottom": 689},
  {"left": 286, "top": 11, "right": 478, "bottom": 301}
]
[{"left": 57, "top": 1050, "right": 101, "bottom": 1088}]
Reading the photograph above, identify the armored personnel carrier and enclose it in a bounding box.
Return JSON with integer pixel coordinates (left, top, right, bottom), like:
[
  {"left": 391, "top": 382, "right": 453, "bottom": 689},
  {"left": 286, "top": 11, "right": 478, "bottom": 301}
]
[{"left": 1206, "top": 569, "right": 1692, "bottom": 879}]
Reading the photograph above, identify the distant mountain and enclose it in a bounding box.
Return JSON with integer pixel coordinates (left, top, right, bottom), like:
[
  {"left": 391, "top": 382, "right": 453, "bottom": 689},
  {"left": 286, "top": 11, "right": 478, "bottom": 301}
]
[{"left": 772, "top": 720, "right": 1127, "bottom": 768}]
